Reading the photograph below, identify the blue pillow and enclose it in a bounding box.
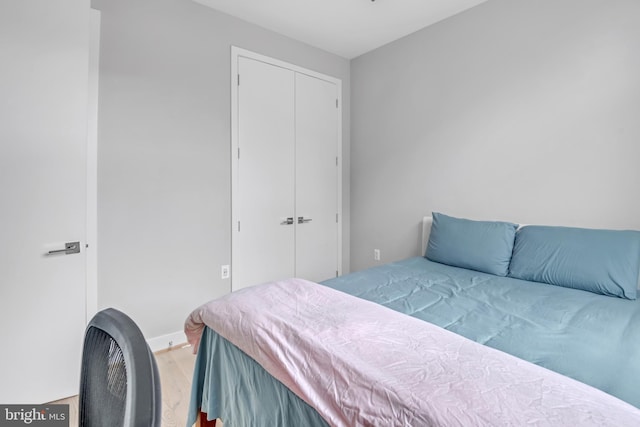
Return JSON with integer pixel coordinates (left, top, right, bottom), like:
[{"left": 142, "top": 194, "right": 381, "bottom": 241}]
[
  {"left": 425, "top": 212, "right": 518, "bottom": 276},
  {"left": 508, "top": 225, "right": 640, "bottom": 300}
]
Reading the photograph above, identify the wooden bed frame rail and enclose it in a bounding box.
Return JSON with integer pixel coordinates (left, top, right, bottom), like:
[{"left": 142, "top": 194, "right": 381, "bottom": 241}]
[{"left": 195, "top": 411, "right": 218, "bottom": 427}]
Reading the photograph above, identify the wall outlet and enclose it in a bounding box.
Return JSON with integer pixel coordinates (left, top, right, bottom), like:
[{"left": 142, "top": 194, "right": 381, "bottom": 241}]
[
  {"left": 374, "top": 249, "right": 381, "bottom": 261},
  {"left": 221, "top": 264, "right": 230, "bottom": 279}
]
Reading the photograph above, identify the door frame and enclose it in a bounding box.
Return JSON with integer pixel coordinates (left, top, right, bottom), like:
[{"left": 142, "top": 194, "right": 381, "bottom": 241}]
[
  {"left": 86, "top": 7, "right": 100, "bottom": 323},
  {"left": 230, "top": 46, "right": 343, "bottom": 291}
]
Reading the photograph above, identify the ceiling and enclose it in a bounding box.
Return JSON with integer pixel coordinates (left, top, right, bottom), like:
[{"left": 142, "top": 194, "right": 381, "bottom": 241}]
[{"left": 193, "top": 0, "right": 489, "bottom": 59}]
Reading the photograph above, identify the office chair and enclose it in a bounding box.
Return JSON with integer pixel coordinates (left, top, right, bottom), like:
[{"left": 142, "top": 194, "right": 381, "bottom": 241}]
[{"left": 79, "top": 308, "right": 161, "bottom": 427}]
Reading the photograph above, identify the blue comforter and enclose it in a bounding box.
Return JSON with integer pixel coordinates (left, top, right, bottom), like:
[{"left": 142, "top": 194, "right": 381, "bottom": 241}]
[{"left": 322, "top": 257, "right": 640, "bottom": 408}]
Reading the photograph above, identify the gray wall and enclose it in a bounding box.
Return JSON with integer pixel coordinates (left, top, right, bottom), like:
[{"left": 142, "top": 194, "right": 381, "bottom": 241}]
[
  {"left": 351, "top": 0, "right": 640, "bottom": 271},
  {"left": 93, "top": 0, "right": 350, "bottom": 340}
]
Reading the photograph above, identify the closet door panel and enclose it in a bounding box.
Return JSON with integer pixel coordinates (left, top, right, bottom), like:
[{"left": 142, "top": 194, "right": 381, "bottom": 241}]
[
  {"left": 236, "top": 57, "right": 295, "bottom": 290},
  {"left": 295, "top": 73, "right": 339, "bottom": 282}
]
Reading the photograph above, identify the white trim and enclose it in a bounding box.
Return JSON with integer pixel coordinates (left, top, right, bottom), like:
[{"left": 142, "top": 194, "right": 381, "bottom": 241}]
[
  {"left": 232, "top": 47, "right": 342, "bottom": 86},
  {"left": 147, "top": 330, "right": 188, "bottom": 353},
  {"left": 336, "top": 75, "right": 343, "bottom": 277},
  {"left": 230, "top": 46, "right": 239, "bottom": 294},
  {"left": 86, "top": 8, "right": 100, "bottom": 323},
  {"left": 230, "top": 47, "right": 344, "bottom": 288},
  {"left": 421, "top": 216, "right": 433, "bottom": 257}
]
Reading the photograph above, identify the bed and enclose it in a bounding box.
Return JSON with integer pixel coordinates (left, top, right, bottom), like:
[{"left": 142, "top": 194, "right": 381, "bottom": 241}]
[{"left": 185, "top": 213, "right": 640, "bottom": 426}]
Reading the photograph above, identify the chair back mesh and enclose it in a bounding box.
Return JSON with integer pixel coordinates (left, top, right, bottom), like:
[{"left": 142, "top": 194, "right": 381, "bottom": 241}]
[{"left": 79, "top": 308, "right": 161, "bottom": 427}]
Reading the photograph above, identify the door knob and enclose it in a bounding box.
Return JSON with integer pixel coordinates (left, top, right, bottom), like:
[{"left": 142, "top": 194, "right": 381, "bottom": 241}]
[
  {"left": 298, "top": 217, "right": 312, "bottom": 224},
  {"left": 47, "top": 241, "right": 81, "bottom": 255},
  {"left": 280, "top": 217, "right": 294, "bottom": 225}
]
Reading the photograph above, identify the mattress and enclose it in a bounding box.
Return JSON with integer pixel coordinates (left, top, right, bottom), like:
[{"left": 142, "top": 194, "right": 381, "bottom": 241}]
[
  {"left": 187, "top": 257, "right": 640, "bottom": 425},
  {"left": 322, "top": 257, "right": 640, "bottom": 408}
]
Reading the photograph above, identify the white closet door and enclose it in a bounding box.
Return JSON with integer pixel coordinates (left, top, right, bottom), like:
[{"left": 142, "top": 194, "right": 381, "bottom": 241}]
[
  {"left": 235, "top": 57, "right": 296, "bottom": 290},
  {"left": 0, "top": 0, "right": 90, "bottom": 403},
  {"left": 295, "top": 73, "right": 339, "bottom": 282}
]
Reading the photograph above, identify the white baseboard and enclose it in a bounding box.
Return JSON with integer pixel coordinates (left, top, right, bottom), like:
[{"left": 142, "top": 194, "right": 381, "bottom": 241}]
[{"left": 147, "top": 330, "right": 187, "bottom": 353}]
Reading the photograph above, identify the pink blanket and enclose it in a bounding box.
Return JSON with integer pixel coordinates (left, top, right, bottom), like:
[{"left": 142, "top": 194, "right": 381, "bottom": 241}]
[{"left": 185, "top": 278, "right": 640, "bottom": 426}]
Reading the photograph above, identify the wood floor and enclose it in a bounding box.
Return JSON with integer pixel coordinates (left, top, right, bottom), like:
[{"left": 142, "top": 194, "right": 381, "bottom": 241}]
[{"left": 51, "top": 343, "right": 197, "bottom": 427}]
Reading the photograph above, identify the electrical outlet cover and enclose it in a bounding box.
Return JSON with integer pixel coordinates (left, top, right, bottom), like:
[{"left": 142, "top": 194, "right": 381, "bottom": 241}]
[{"left": 221, "top": 265, "right": 230, "bottom": 279}]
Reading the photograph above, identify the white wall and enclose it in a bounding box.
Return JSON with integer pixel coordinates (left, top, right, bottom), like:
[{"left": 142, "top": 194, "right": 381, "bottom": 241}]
[
  {"left": 92, "top": 0, "right": 350, "bottom": 343},
  {"left": 350, "top": 0, "right": 640, "bottom": 271}
]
